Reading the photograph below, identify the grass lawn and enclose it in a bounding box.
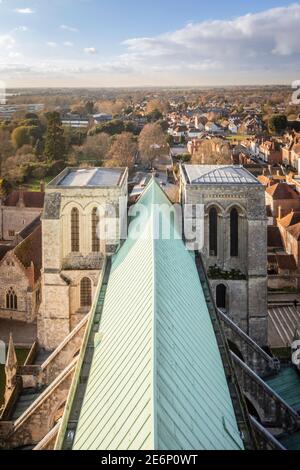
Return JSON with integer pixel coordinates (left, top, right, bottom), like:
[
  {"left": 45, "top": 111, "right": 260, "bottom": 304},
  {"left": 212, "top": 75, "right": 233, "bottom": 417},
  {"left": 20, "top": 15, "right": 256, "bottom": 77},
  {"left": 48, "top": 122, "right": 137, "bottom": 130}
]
[{"left": 0, "top": 348, "right": 29, "bottom": 406}]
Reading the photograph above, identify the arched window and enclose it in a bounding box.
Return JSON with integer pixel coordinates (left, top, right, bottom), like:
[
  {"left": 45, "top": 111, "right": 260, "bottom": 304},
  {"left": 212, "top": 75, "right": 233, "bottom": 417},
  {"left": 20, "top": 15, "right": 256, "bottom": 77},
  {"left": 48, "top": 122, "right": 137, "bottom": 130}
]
[
  {"left": 216, "top": 284, "right": 227, "bottom": 310},
  {"left": 80, "top": 278, "right": 92, "bottom": 308},
  {"left": 92, "top": 208, "right": 100, "bottom": 253},
  {"left": 209, "top": 208, "right": 218, "bottom": 256},
  {"left": 71, "top": 208, "right": 80, "bottom": 253},
  {"left": 230, "top": 208, "right": 239, "bottom": 257},
  {"left": 6, "top": 288, "right": 17, "bottom": 310}
]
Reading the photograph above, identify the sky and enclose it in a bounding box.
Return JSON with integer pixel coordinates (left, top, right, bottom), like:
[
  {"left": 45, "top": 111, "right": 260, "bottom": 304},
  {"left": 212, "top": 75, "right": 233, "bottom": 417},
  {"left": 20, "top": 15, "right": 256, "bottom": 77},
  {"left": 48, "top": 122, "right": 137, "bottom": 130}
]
[{"left": 0, "top": 0, "right": 299, "bottom": 87}]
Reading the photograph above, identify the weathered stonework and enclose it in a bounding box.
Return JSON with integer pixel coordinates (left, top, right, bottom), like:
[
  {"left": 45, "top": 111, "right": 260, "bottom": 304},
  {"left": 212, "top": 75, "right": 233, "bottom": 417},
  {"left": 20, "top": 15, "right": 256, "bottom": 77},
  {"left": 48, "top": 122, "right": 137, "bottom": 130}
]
[
  {"left": 38, "top": 168, "right": 128, "bottom": 350},
  {"left": 181, "top": 165, "right": 268, "bottom": 346}
]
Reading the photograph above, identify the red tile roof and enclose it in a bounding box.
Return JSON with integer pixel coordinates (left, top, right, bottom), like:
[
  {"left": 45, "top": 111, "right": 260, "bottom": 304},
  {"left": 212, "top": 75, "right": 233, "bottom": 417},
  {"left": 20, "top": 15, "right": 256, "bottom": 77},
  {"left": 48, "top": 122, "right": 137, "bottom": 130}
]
[
  {"left": 5, "top": 191, "right": 44, "bottom": 208},
  {"left": 266, "top": 183, "right": 300, "bottom": 200},
  {"left": 278, "top": 211, "right": 300, "bottom": 228},
  {"left": 287, "top": 222, "right": 300, "bottom": 241}
]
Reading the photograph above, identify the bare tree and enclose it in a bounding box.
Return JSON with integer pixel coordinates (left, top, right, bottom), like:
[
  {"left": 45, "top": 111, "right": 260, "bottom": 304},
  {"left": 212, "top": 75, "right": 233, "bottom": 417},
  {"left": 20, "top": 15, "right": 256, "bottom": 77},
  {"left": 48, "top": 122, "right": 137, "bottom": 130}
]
[
  {"left": 105, "top": 132, "right": 137, "bottom": 170},
  {"left": 72, "top": 133, "right": 110, "bottom": 165},
  {"left": 138, "top": 123, "right": 168, "bottom": 169},
  {"left": 192, "top": 138, "right": 232, "bottom": 165}
]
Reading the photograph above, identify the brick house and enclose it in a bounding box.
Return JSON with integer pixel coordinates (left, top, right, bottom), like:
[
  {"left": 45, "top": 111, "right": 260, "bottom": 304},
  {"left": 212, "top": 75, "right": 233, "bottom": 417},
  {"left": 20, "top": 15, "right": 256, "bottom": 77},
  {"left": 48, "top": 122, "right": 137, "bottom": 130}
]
[
  {"left": 265, "top": 183, "right": 300, "bottom": 220},
  {"left": 259, "top": 140, "right": 282, "bottom": 165}
]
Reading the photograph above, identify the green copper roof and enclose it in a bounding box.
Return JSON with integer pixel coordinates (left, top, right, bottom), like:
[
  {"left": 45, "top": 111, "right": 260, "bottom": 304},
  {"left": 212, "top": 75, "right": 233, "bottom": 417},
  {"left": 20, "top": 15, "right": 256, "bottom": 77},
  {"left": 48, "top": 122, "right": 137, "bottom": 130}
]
[{"left": 72, "top": 179, "right": 244, "bottom": 451}]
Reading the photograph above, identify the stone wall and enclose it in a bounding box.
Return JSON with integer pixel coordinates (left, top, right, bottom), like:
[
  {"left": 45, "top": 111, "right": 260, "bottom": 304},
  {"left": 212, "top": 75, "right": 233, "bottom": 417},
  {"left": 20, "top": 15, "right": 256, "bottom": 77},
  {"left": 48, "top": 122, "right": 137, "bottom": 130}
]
[
  {"left": 38, "top": 173, "right": 128, "bottom": 350},
  {"left": 0, "top": 251, "right": 40, "bottom": 323},
  {"left": 181, "top": 175, "right": 268, "bottom": 346},
  {"left": 0, "top": 206, "right": 42, "bottom": 241}
]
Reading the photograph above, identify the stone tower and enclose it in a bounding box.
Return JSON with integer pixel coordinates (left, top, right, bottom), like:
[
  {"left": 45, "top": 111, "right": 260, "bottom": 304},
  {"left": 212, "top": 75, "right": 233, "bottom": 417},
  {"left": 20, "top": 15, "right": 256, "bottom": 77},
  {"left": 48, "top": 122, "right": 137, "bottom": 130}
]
[
  {"left": 38, "top": 167, "right": 128, "bottom": 350},
  {"left": 180, "top": 164, "right": 268, "bottom": 346}
]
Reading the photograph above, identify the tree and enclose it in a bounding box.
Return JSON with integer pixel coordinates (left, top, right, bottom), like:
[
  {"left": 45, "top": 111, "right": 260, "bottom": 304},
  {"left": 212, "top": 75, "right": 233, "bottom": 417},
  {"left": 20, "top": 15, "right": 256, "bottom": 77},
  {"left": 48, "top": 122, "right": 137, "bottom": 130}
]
[
  {"left": 138, "top": 123, "right": 168, "bottom": 169},
  {"left": 72, "top": 133, "right": 110, "bottom": 165},
  {"left": 0, "top": 129, "right": 14, "bottom": 175},
  {"left": 268, "top": 114, "right": 288, "bottom": 134},
  {"left": 11, "top": 126, "right": 31, "bottom": 149},
  {"left": 89, "top": 119, "right": 125, "bottom": 137},
  {"left": 192, "top": 138, "right": 232, "bottom": 165},
  {"left": 146, "top": 99, "right": 169, "bottom": 115},
  {"left": 44, "top": 112, "right": 66, "bottom": 162},
  {"left": 106, "top": 132, "right": 137, "bottom": 170}
]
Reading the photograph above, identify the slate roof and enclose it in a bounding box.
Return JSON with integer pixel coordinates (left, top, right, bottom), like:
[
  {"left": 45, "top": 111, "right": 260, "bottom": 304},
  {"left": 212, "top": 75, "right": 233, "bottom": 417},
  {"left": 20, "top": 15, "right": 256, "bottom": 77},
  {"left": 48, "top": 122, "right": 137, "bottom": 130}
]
[
  {"left": 72, "top": 179, "right": 244, "bottom": 451},
  {"left": 184, "top": 165, "right": 258, "bottom": 185}
]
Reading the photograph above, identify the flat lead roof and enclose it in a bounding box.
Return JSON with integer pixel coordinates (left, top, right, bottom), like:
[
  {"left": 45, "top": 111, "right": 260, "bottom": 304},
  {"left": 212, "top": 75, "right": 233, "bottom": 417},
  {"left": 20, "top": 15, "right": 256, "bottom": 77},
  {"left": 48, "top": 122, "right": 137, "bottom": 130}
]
[
  {"left": 57, "top": 168, "right": 124, "bottom": 187},
  {"left": 184, "top": 165, "right": 259, "bottom": 185}
]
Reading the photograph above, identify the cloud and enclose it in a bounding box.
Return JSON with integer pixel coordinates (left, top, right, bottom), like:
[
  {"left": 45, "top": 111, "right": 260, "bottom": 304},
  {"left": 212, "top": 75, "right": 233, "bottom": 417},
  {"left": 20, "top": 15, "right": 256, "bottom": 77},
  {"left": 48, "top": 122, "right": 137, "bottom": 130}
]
[
  {"left": 2, "top": 4, "right": 300, "bottom": 85},
  {"left": 0, "top": 34, "right": 15, "bottom": 50},
  {"left": 84, "top": 47, "right": 97, "bottom": 54},
  {"left": 14, "top": 26, "right": 29, "bottom": 32},
  {"left": 60, "top": 25, "right": 78, "bottom": 32},
  {"left": 122, "top": 3, "right": 300, "bottom": 73},
  {"left": 14, "top": 8, "right": 34, "bottom": 14}
]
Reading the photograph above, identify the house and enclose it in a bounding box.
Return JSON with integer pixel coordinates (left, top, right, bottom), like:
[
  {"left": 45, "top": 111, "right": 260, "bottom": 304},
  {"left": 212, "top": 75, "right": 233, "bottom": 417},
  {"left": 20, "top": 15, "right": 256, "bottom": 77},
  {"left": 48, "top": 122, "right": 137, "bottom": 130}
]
[
  {"left": 291, "top": 144, "right": 300, "bottom": 172},
  {"left": 0, "top": 189, "right": 44, "bottom": 241},
  {"left": 205, "top": 122, "right": 221, "bottom": 134},
  {"left": 259, "top": 140, "right": 282, "bottom": 165},
  {"left": 61, "top": 114, "right": 90, "bottom": 128},
  {"left": 187, "top": 127, "right": 204, "bottom": 139},
  {"left": 243, "top": 115, "right": 264, "bottom": 134},
  {"left": 228, "top": 122, "right": 238, "bottom": 134},
  {"left": 93, "top": 113, "right": 113, "bottom": 124},
  {"left": 0, "top": 222, "right": 42, "bottom": 323},
  {"left": 265, "top": 183, "right": 300, "bottom": 220}
]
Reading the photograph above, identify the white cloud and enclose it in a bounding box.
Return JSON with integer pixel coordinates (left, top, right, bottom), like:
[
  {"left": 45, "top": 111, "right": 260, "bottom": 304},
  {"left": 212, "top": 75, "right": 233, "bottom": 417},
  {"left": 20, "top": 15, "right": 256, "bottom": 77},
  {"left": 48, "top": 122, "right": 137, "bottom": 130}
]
[
  {"left": 14, "top": 26, "right": 29, "bottom": 32},
  {"left": 122, "top": 3, "right": 300, "bottom": 73},
  {"left": 0, "top": 34, "right": 15, "bottom": 50},
  {"left": 60, "top": 25, "right": 78, "bottom": 32},
  {"left": 2, "top": 4, "right": 300, "bottom": 86},
  {"left": 84, "top": 47, "right": 97, "bottom": 54},
  {"left": 14, "top": 8, "right": 34, "bottom": 14}
]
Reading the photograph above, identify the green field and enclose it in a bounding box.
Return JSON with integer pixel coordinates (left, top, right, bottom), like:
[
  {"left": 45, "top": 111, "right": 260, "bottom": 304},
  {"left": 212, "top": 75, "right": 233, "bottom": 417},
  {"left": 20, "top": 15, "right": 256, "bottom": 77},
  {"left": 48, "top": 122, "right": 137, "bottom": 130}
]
[{"left": 0, "top": 348, "right": 29, "bottom": 406}]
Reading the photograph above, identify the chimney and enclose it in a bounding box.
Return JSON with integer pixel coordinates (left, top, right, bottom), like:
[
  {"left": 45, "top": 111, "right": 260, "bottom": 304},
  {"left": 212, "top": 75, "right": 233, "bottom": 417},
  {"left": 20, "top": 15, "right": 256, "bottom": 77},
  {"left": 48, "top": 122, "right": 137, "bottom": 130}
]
[{"left": 17, "top": 188, "right": 25, "bottom": 208}]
